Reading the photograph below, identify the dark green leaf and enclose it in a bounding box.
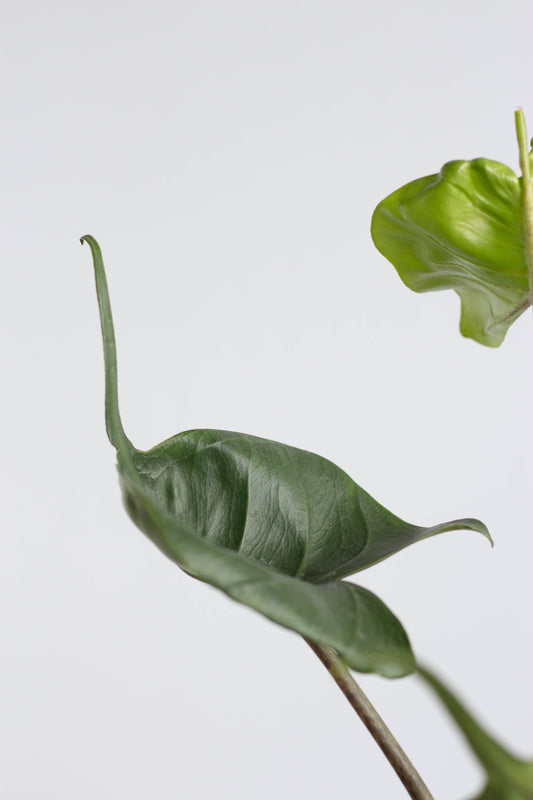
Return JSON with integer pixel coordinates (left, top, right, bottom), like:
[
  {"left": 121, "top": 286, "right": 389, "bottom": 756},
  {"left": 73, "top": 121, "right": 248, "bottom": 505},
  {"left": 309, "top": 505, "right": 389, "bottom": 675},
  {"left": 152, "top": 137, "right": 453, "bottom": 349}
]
[
  {"left": 129, "top": 428, "right": 489, "bottom": 584},
  {"left": 371, "top": 114, "right": 533, "bottom": 347},
  {"left": 82, "top": 234, "right": 490, "bottom": 677},
  {"left": 418, "top": 666, "right": 533, "bottom": 799},
  {"left": 121, "top": 471, "right": 415, "bottom": 677}
]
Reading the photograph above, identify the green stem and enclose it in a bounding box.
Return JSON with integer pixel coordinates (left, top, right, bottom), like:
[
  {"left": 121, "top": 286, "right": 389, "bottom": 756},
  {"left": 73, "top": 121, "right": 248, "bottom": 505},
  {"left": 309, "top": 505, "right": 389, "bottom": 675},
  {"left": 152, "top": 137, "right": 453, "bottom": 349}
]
[
  {"left": 515, "top": 109, "right": 533, "bottom": 304},
  {"left": 304, "top": 639, "right": 434, "bottom": 800}
]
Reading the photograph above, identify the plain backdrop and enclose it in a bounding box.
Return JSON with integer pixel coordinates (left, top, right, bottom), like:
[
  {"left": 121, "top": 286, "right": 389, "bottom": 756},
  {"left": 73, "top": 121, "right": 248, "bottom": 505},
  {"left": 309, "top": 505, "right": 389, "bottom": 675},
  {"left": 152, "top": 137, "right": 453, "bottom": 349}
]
[{"left": 2, "top": 1, "right": 533, "bottom": 798}]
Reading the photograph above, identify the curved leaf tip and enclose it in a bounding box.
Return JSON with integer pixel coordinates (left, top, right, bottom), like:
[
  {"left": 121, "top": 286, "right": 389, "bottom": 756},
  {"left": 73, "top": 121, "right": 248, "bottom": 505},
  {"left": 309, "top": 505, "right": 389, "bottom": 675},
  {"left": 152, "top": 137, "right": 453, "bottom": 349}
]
[{"left": 433, "top": 517, "right": 493, "bottom": 548}]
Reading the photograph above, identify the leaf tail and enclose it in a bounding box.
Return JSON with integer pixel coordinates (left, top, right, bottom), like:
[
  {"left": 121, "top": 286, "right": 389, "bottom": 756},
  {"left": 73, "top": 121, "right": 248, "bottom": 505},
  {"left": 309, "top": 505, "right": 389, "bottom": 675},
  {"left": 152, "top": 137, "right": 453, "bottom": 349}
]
[
  {"left": 423, "top": 517, "right": 493, "bottom": 547},
  {"left": 81, "top": 235, "right": 134, "bottom": 456}
]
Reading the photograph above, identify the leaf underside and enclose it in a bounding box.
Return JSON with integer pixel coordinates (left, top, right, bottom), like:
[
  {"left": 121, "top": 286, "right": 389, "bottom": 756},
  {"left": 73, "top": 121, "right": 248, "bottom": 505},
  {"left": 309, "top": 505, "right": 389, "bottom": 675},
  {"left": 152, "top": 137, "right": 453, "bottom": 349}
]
[
  {"left": 371, "top": 157, "right": 531, "bottom": 347},
  {"left": 83, "top": 233, "right": 490, "bottom": 678},
  {"left": 418, "top": 666, "right": 533, "bottom": 799}
]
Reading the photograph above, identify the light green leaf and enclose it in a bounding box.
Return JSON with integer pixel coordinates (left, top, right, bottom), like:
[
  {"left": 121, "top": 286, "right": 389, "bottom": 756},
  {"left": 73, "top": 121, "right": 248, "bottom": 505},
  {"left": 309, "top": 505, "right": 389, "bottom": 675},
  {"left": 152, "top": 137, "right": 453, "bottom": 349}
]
[
  {"left": 371, "top": 112, "right": 533, "bottom": 347},
  {"left": 82, "top": 234, "right": 490, "bottom": 677},
  {"left": 418, "top": 666, "right": 533, "bottom": 799}
]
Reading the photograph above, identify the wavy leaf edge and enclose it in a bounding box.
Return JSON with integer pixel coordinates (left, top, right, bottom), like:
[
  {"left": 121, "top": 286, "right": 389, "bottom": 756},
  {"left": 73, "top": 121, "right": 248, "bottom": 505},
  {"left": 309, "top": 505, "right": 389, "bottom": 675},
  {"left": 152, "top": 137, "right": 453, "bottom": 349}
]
[{"left": 371, "top": 112, "right": 533, "bottom": 347}]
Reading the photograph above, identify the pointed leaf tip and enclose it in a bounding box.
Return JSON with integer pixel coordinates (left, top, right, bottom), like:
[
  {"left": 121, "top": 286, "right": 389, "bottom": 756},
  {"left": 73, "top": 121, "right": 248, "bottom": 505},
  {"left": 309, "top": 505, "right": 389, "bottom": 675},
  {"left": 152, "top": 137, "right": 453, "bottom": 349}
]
[
  {"left": 80, "top": 234, "right": 101, "bottom": 252},
  {"left": 468, "top": 520, "right": 493, "bottom": 547},
  {"left": 460, "top": 518, "right": 493, "bottom": 547}
]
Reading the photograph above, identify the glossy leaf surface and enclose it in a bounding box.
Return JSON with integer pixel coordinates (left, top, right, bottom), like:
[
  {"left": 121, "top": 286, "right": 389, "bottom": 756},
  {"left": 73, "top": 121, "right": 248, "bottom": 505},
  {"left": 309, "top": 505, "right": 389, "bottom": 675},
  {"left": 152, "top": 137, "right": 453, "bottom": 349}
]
[
  {"left": 419, "top": 666, "right": 533, "bottom": 799},
  {"left": 83, "top": 234, "right": 490, "bottom": 677},
  {"left": 371, "top": 127, "right": 533, "bottom": 347}
]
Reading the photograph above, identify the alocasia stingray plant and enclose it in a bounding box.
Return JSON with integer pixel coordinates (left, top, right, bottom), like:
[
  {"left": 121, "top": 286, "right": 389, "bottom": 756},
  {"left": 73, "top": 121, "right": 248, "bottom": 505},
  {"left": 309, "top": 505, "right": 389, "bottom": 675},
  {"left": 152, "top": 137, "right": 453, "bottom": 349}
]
[
  {"left": 82, "top": 234, "right": 487, "bottom": 797},
  {"left": 83, "top": 109, "right": 533, "bottom": 799}
]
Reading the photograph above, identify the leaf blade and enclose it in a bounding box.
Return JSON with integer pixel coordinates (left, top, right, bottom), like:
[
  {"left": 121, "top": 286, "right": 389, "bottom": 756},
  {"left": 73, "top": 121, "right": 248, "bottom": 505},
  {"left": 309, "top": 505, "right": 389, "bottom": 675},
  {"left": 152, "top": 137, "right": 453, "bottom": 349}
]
[
  {"left": 418, "top": 665, "right": 533, "bottom": 799},
  {"left": 371, "top": 157, "right": 531, "bottom": 346},
  {"left": 120, "top": 470, "right": 415, "bottom": 676},
  {"left": 132, "top": 427, "right": 491, "bottom": 583}
]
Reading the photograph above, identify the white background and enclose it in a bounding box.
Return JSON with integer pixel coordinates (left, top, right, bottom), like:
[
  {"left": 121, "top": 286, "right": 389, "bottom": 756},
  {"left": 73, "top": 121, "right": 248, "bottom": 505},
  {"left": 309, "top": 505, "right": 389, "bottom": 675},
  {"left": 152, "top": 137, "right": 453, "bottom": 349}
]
[{"left": 2, "top": 1, "right": 533, "bottom": 797}]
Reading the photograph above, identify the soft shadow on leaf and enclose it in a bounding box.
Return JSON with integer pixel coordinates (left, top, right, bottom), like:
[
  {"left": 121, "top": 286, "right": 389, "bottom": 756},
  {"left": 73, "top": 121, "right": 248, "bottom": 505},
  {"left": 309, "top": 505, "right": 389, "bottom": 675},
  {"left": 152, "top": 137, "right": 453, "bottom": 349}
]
[
  {"left": 418, "top": 666, "right": 533, "bottom": 799},
  {"left": 82, "top": 234, "right": 490, "bottom": 678},
  {"left": 371, "top": 142, "right": 533, "bottom": 347}
]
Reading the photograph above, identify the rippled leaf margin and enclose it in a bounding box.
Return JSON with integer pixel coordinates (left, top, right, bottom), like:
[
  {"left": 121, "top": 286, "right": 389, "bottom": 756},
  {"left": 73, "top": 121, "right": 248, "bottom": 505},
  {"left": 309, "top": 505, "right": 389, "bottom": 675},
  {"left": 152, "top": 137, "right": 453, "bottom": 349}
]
[{"left": 371, "top": 111, "right": 533, "bottom": 347}]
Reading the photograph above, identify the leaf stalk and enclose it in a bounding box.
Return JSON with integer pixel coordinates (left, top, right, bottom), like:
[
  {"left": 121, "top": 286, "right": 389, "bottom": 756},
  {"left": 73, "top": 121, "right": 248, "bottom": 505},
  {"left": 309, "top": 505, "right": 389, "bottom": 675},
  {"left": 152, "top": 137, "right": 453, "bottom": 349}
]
[
  {"left": 304, "top": 638, "right": 434, "bottom": 800},
  {"left": 515, "top": 109, "right": 533, "bottom": 306}
]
